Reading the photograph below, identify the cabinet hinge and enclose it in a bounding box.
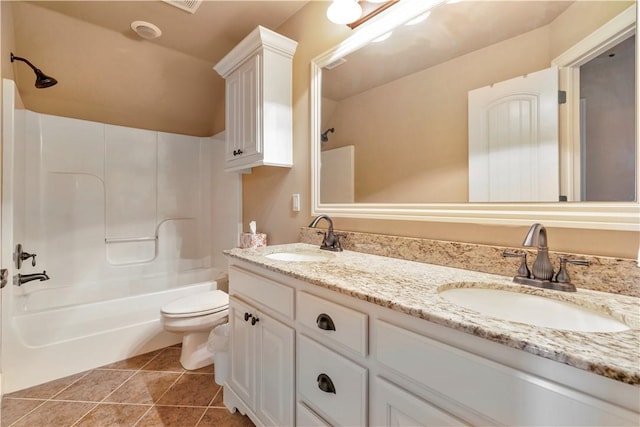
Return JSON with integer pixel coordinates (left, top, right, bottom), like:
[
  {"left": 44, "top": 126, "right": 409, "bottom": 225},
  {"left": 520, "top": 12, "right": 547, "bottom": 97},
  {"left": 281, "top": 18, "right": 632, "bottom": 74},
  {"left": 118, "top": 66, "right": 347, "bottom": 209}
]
[{"left": 558, "top": 90, "right": 567, "bottom": 105}]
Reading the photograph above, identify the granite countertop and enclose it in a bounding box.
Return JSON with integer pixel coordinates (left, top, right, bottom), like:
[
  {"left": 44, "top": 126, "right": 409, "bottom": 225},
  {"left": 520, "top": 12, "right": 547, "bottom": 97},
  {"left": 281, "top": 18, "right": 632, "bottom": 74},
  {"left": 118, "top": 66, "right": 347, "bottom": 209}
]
[{"left": 225, "top": 243, "right": 640, "bottom": 385}]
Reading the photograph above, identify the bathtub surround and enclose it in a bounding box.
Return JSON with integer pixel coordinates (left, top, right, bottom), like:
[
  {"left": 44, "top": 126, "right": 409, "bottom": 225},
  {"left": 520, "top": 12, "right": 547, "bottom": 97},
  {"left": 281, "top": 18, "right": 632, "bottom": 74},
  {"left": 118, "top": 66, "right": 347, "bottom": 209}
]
[
  {"left": 300, "top": 228, "right": 640, "bottom": 297},
  {"left": 1, "top": 80, "right": 241, "bottom": 393}
]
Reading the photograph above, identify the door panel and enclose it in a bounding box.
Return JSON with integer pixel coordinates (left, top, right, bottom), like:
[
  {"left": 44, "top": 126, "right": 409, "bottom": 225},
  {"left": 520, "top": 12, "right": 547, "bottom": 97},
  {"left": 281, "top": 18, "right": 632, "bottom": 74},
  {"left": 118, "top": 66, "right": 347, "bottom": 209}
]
[{"left": 469, "top": 66, "right": 559, "bottom": 202}]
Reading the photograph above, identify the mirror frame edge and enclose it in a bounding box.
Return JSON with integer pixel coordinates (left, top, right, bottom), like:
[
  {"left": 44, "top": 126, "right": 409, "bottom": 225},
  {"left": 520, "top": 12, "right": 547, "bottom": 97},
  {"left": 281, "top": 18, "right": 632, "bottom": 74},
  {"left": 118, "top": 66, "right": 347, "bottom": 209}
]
[{"left": 310, "top": 0, "right": 640, "bottom": 234}]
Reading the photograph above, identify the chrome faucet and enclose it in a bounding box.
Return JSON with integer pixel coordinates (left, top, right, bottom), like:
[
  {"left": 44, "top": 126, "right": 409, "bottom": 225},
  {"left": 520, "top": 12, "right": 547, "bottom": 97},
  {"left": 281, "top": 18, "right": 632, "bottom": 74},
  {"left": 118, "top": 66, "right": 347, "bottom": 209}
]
[
  {"left": 14, "top": 270, "right": 50, "bottom": 286},
  {"left": 503, "top": 223, "right": 588, "bottom": 292},
  {"left": 308, "top": 214, "right": 345, "bottom": 251}
]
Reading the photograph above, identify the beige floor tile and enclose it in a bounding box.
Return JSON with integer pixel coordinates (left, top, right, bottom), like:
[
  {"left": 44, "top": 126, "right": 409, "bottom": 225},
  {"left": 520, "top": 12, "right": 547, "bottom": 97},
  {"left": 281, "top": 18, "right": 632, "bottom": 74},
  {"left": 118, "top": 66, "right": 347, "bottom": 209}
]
[
  {"left": 74, "top": 403, "right": 151, "bottom": 427},
  {"left": 53, "top": 369, "right": 134, "bottom": 402},
  {"left": 1, "top": 398, "right": 45, "bottom": 426},
  {"left": 141, "top": 348, "right": 185, "bottom": 373},
  {"left": 10, "top": 400, "right": 96, "bottom": 427},
  {"left": 190, "top": 363, "right": 215, "bottom": 375},
  {"left": 5, "top": 371, "right": 88, "bottom": 399},
  {"left": 197, "top": 408, "right": 255, "bottom": 427},
  {"left": 208, "top": 386, "right": 224, "bottom": 408},
  {"left": 99, "top": 350, "right": 162, "bottom": 370},
  {"left": 136, "top": 405, "right": 207, "bottom": 427},
  {"left": 103, "top": 371, "right": 181, "bottom": 405},
  {"left": 157, "top": 374, "right": 217, "bottom": 407}
]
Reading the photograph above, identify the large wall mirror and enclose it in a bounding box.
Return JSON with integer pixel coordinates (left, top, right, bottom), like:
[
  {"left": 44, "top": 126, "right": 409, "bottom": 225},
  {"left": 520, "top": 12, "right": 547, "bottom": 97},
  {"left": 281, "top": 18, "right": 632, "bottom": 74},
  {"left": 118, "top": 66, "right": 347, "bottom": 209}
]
[{"left": 311, "top": 0, "right": 639, "bottom": 231}]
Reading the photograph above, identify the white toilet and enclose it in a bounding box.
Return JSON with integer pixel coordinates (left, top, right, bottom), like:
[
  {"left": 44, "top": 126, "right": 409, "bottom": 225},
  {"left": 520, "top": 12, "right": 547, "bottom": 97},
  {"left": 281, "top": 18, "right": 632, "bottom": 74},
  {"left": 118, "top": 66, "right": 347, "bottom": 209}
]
[{"left": 160, "top": 290, "right": 229, "bottom": 370}]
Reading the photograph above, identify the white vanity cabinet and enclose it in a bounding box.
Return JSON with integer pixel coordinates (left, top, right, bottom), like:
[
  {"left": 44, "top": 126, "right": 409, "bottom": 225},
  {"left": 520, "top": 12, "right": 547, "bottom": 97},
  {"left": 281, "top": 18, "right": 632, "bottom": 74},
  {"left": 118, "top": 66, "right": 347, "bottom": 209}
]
[
  {"left": 225, "top": 266, "right": 295, "bottom": 426},
  {"left": 214, "top": 26, "right": 297, "bottom": 172},
  {"left": 225, "top": 259, "right": 639, "bottom": 427}
]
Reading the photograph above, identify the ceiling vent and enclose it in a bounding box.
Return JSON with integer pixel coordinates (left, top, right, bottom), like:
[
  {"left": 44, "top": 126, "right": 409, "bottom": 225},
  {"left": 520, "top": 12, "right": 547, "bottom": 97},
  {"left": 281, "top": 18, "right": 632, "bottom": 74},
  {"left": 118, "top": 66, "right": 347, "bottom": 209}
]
[
  {"left": 131, "top": 21, "right": 162, "bottom": 39},
  {"left": 324, "top": 58, "right": 347, "bottom": 70},
  {"left": 162, "top": 0, "right": 202, "bottom": 14}
]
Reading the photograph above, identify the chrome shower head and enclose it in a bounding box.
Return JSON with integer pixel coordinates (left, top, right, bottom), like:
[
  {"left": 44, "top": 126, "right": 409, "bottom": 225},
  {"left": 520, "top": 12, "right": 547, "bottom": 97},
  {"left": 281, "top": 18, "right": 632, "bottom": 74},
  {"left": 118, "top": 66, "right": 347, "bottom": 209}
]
[{"left": 10, "top": 53, "right": 58, "bottom": 89}]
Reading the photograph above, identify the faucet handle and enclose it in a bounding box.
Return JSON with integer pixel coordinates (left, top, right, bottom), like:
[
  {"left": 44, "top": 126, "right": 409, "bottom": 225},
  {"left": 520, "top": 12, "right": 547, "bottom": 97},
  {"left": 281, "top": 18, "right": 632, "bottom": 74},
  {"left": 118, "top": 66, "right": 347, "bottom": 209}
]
[
  {"left": 503, "top": 250, "right": 531, "bottom": 279},
  {"left": 555, "top": 256, "right": 589, "bottom": 284}
]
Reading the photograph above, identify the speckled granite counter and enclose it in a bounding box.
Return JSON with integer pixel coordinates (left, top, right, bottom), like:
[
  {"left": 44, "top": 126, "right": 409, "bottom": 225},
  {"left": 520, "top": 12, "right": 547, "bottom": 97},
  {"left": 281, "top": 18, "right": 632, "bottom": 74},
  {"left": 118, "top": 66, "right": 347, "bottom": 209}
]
[{"left": 225, "top": 243, "right": 640, "bottom": 385}]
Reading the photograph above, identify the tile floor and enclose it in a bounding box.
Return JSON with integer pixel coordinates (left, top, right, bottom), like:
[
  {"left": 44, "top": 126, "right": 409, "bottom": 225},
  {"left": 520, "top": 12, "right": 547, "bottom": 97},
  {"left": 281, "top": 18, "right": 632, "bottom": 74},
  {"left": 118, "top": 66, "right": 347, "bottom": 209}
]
[{"left": 1, "top": 345, "right": 254, "bottom": 427}]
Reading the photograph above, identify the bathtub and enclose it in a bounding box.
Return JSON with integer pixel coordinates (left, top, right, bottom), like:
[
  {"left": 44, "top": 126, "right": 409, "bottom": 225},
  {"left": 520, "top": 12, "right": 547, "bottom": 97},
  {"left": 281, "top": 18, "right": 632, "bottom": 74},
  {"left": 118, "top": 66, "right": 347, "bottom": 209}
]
[{"left": 2, "top": 273, "right": 226, "bottom": 393}]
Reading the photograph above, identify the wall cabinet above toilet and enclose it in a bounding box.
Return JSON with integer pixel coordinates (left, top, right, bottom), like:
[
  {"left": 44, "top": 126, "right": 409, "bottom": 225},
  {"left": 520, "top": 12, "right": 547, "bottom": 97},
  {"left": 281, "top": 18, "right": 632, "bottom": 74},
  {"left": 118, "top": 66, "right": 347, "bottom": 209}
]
[{"left": 214, "top": 26, "right": 298, "bottom": 173}]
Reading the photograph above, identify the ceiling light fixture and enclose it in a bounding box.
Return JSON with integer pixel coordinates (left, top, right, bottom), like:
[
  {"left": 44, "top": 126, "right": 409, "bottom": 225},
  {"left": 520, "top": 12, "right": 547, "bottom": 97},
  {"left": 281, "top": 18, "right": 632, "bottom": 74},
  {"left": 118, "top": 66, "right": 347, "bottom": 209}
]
[
  {"left": 10, "top": 53, "right": 57, "bottom": 89},
  {"left": 327, "top": 0, "right": 363, "bottom": 25}
]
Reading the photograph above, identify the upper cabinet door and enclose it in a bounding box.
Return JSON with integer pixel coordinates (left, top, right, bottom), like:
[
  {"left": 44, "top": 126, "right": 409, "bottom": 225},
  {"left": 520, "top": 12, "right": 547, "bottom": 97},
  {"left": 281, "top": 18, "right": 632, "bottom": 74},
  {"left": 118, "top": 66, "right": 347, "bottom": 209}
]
[
  {"left": 214, "top": 26, "right": 297, "bottom": 173},
  {"left": 468, "top": 66, "right": 559, "bottom": 202},
  {"left": 225, "top": 55, "right": 260, "bottom": 163}
]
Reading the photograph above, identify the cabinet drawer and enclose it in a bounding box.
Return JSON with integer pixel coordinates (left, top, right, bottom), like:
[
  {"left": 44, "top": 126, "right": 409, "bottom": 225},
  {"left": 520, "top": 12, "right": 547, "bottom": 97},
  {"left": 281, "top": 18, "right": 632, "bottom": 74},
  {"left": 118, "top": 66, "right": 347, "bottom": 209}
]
[
  {"left": 297, "top": 402, "right": 330, "bottom": 427},
  {"left": 374, "top": 320, "right": 638, "bottom": 426},
  {"left": 298, "top": 334, "right": 367, "bottom": 427},
  {"left": 229, "top": 266, "right": 294, "bottom": 319},
  {"left": 372, "top": 376, "right": 469, "bottom": 426},
  {"left": 297, "top": 291, "right": 368, "bottom": 356}
]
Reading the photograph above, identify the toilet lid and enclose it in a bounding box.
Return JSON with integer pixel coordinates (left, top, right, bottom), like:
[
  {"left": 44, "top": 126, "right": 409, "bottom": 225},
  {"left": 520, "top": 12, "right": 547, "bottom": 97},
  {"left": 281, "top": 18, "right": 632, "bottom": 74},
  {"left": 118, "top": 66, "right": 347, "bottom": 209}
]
[{"left": 161, "top": 290, "right": 229, "bottom": 317}]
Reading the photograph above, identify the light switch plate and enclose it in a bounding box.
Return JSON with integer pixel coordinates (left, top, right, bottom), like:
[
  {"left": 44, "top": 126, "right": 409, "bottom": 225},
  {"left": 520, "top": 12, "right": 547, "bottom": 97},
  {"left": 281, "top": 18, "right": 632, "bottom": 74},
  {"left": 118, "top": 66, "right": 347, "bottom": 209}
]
[{"left": 292, "top": 194, "right": 300, "bottom": 212}]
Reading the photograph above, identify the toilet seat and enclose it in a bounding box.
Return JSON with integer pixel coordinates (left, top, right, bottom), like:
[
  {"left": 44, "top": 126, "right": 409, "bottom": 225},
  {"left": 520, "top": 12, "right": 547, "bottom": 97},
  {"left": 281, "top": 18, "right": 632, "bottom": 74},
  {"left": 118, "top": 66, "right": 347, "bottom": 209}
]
[{"left": 161, "top": 290, "right": 229, "bottom": 319}]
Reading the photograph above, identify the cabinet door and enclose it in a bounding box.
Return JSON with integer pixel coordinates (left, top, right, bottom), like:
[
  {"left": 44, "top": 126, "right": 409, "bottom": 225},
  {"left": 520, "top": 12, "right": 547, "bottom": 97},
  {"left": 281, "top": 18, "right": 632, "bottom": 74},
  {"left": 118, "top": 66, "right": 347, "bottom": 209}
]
[
  {"left": 225, "top": 55, "right": 260, "bottom": 164},
  {"left": 256, "top": 311, "right": 295, "bottom": 427},
  {"left": 225, "top": 70, "right": 242, "bottom": 162},
  {"left": 239, "top": 54, "right": 260, "bottom": 158},
  {"left": 372, "top": 376, "right": 469, "bottom": 427},
  {"left": 228, "top": 297, "right": 257, "bottom": 409}
]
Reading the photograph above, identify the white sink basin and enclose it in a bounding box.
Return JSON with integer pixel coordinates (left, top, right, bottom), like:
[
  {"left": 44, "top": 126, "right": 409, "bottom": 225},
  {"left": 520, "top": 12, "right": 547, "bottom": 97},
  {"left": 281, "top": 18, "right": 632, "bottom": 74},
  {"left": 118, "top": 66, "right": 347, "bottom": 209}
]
[
  {"left": 264, "top": 250, "right": 336, "bottom": 262},
  {"left": 438, "top": 286, "right": 630, "bottom": 333}
]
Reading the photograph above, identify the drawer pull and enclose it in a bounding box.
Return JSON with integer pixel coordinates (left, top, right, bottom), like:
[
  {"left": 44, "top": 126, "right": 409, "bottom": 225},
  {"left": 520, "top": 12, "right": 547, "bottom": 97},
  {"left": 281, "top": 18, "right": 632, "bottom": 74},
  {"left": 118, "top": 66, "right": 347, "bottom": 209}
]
[
  {"left": 244, "top": 312, "right": 252, "bottom": 322},
  {"left": 317, "top": 373, "right": 336, "bottom": 394},
  {"left": 251, "top": 316, "right": 260, "bottom": 326},
  {"left": 316, "top": 313, "right": 336, "bottom": 331}
]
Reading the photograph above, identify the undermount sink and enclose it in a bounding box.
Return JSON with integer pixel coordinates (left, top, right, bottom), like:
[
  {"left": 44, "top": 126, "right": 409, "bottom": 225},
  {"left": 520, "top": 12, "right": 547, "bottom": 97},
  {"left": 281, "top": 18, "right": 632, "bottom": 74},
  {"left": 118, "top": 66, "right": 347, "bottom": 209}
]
[
  {"left": 438, "top": 286, "right": 630, "bottom": 333},
  {"left": 264, "top": 250, "right": 336, "bottom": 262}
]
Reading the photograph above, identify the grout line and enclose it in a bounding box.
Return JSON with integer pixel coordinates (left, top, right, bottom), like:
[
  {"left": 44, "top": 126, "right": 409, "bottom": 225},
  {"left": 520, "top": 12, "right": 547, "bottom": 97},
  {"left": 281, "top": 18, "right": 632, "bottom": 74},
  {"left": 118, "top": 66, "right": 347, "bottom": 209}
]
[
  {"left": 7, "top": 368, "right": 95, "bottom": 427},
  {"left": 207, "top": 387, "right": 221, "bottom": 408},
  {"left": 194, "top": 405, "right": 209, "bottom": 427},
  {"left": 133, "top": 370, "right": 186, "bottom": 427},
  {"left": 68, "top": 402, "right": 100, "bottom": 427},
  {"left": 6, "top": 399, "right": 48, "bottom": 427}
]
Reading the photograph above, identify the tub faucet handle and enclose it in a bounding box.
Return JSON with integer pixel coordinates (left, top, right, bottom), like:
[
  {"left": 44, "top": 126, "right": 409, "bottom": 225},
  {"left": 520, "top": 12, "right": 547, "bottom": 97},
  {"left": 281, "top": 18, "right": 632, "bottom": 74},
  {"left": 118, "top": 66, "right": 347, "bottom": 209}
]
[{"left": 15, "top": 243, "right": 37, "bottom": 269}]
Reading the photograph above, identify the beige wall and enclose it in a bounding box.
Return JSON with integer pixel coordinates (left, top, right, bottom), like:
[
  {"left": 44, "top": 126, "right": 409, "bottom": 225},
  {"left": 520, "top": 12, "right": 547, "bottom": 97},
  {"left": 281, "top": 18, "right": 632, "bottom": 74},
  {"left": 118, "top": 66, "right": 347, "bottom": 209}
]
[
  {"left": 6, "top": 2, "right": 224, "bottom": 137},
  {"left": 549, "top": 0, "right": 635, "bottom": 59},
  {"left": 240, "top": 1, "right": 639, "bottom": 259}
]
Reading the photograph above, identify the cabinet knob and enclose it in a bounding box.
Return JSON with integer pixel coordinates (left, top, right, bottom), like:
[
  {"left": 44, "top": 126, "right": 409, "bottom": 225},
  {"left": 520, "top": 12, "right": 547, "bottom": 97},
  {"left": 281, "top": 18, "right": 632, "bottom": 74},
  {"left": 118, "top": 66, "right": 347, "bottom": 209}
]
[
  {"left": 316, "top": 313, "right": 336, "bottom": 331},
  {"left": 244, "top": 312, "right": 252, "bottom": 322},
  {"left": 233, "top": 149, "right": 244, "bottom": 156},
  {"left": 251, "top": 316, "right": 260, "bottom": 326},
  {"left": 316, "top": 373, "right": 336, "bottom": 394}
]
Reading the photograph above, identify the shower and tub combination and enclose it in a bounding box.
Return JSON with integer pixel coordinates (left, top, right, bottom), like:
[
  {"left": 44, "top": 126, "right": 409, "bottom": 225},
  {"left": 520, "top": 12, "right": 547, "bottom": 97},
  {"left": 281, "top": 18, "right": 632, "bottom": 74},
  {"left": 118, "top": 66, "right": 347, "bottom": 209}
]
[{"left": 1, "top": 79, "right": 241, "bottom": 393}]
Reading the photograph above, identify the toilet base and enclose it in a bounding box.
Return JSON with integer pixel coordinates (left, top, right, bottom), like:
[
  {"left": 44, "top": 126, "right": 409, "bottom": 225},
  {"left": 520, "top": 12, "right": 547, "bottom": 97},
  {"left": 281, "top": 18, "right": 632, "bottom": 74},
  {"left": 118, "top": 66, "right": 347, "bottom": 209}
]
[{"left": 179, "top": 316, "right": 228, "bottom": 370}]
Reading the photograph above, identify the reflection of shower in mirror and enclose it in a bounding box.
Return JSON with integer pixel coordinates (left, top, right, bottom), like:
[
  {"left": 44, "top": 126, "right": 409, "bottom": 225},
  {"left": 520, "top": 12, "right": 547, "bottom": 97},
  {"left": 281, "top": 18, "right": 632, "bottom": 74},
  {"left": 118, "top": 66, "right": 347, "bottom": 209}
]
[{"left": 321, "top": 128, "right": 335, "bottom": 143}]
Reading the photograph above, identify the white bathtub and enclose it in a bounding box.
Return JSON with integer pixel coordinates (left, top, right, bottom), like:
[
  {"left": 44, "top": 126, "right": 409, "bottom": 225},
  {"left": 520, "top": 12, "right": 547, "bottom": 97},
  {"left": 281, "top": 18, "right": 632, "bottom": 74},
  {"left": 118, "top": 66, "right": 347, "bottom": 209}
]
[{"left": 2, "top": 275, "right": 226, "bottom": 393}]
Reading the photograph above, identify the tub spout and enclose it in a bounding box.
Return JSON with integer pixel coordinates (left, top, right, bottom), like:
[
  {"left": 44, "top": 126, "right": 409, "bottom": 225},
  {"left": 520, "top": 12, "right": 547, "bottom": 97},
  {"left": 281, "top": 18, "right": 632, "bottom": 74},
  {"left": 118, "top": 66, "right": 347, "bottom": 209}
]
[{"left": 14, "top": 270, "right": 50, "bottom": 286}]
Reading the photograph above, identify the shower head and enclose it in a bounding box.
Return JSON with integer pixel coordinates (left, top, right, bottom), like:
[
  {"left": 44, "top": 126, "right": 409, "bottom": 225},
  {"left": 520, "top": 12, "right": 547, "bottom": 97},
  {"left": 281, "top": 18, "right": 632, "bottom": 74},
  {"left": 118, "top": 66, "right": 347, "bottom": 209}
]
[
  {"left": 10, "top": 53, "right": 58, "bottom": 89},
  {"left": 321, "top": 128, "right": 335, "bottom": 143}
]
